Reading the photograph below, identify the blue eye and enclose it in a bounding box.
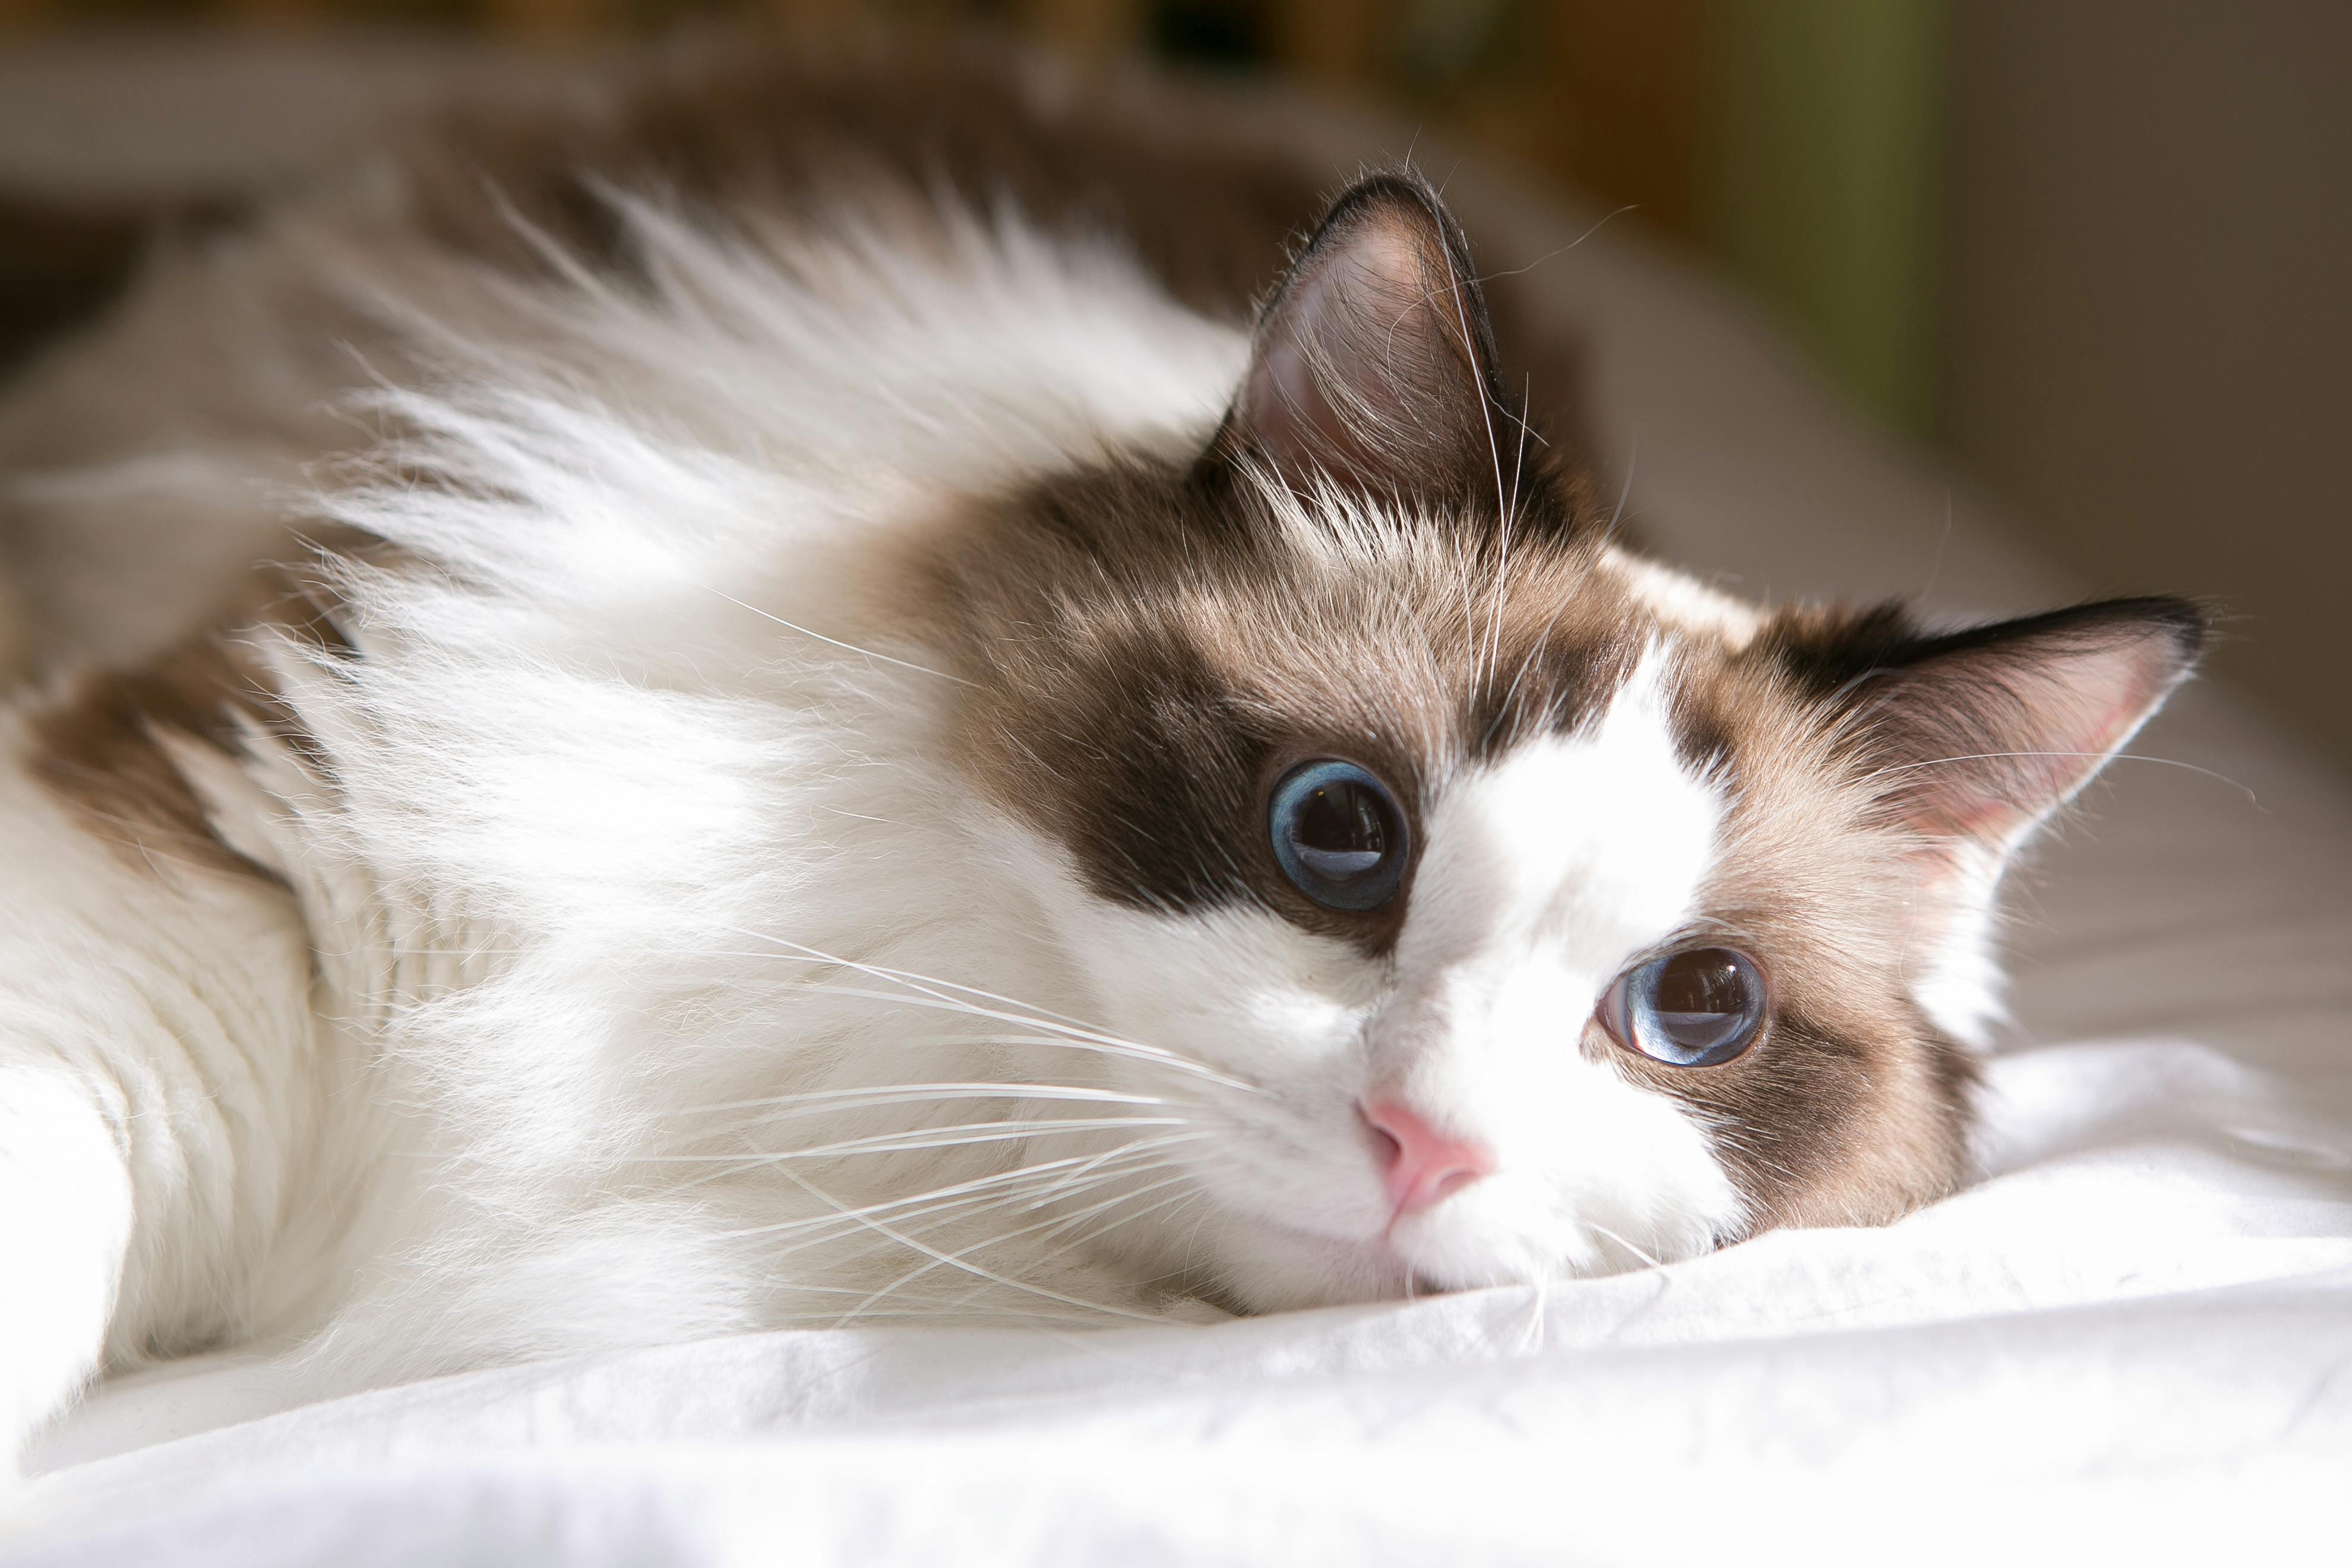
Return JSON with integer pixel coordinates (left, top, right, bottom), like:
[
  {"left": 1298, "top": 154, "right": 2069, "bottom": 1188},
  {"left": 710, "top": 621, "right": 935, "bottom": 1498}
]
[
  {"left": 1602, "top": 947, "right": 1768, "bottom": 1067},
  {"left": 1268, "top": 760, "right": 1408, "bottom": 912}
]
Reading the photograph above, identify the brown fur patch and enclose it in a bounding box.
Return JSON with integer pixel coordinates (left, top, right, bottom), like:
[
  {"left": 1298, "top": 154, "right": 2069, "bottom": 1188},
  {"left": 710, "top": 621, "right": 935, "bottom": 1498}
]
[
  {"left": 23, "top": 540, "right": 358, "bottom": 882},
  {"left": 1614, "top": 592, "right": 2203, "bottom": 1231},
  {"left": 1641, "top": 636, "right": 1984, "bottom": 1228},
  {"left": 938, "top": 449, "right": 1632, "bottom": 945}
]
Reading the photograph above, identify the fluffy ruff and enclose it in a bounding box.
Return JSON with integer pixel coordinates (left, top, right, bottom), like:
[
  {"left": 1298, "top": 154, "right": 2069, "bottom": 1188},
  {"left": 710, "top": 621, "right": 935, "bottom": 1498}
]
[{"left": 159, "top": 196, "right": 1270, "bottom": 1390}]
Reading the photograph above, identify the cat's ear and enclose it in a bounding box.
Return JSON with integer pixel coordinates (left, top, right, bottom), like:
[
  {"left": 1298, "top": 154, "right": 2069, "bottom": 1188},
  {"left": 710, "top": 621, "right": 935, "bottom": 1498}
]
[
  {"left": 1208, "top": 173, "right": 1513, "bottom": 508},
  {"left": 1838, "top": 598, "right": 2208, "bottom": 860}
]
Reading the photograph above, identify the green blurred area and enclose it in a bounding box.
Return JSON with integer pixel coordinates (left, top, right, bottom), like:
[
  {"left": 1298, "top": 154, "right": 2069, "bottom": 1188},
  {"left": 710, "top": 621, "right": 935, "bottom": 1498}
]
[{"left": 1699, "top": 0, "right": 1947, "bottom": 438}]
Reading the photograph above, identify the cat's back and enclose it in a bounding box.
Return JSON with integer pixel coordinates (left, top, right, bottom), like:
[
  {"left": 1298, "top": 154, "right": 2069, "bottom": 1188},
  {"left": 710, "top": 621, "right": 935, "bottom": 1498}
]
[
  {"left": 0, "top": 31, "right": 1335, "bottom": 676},
  {"left": 400, "top": 32, "right": 1322, "bottom": 323}
]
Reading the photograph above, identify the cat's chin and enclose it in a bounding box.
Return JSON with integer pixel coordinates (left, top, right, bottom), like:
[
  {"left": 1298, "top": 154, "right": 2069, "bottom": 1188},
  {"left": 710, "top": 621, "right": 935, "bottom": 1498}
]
[
  {"left": 1184, "top": 1213, "right": 1544, "bottom": 1317},
  {"left": 1212, "top": 1250, "right": 1537, "bottom": 1317},
  {"left": 1180, "top": 1199, "right": 1705, "bottom": 1317}
]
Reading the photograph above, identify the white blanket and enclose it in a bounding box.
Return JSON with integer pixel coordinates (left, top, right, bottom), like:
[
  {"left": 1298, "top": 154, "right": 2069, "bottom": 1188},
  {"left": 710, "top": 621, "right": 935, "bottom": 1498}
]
[{"left": 8, "top": 61, "right": 2351, "bottom": 1567}]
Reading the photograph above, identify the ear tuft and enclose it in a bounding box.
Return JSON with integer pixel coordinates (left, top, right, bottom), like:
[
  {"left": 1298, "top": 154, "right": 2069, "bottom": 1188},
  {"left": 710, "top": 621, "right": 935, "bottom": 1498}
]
[{"left": 1208, "top": 172, "right": 1515, "bottom": 510}]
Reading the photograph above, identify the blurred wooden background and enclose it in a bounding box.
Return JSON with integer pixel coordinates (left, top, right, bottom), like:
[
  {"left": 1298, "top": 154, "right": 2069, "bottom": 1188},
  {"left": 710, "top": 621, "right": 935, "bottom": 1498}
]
[
  {"left": 3, "top": 0, "right": 2348, "bottom": 770},
  {"left": 0, "top": 0, "right": 1951, "bottom": 441}
]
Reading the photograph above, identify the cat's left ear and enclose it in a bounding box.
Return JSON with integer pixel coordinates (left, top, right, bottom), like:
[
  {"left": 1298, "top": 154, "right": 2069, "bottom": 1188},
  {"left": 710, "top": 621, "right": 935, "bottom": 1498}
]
[
  {"left": 1838, "top": 596, "right": 2209, "bottom": 862},
  {"left": 1206, "top": 172, "right": 1517, "bottom": 510}
]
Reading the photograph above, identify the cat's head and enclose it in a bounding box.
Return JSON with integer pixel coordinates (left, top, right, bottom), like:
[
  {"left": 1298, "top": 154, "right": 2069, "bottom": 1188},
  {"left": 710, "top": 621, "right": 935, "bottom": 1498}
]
[{"left": 932, "top": 174, "right": 2204, "bottom": 1311}]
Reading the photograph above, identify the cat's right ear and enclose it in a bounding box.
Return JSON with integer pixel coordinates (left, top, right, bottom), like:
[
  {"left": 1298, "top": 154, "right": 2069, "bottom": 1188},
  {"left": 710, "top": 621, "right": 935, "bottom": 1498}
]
[
  {"left": 1202, "top": 173, "right": 1520, "bottom": 513},
  {"left": 1831, "top": 596, "right": 2210, "bottom": 865}
]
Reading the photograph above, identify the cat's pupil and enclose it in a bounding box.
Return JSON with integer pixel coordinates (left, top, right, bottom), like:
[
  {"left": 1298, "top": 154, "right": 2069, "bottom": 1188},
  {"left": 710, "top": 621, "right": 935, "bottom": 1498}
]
[
  {"left": 1610, "top": 946, "right": 1766, "bottom": 1067},
  {"left": 1295, "top": 783, "right": 1386, "bottom": 878},
  {"left": 1648, "top": 950, "right": 1750, "bottom": 1050},
  {"left": 1267, "top": 760, "right": 1408, "bottom": 912}
]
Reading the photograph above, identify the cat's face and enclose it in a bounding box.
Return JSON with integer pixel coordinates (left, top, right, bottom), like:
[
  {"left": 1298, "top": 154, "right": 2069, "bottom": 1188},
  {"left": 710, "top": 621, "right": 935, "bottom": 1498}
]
[{"left": 937, "top": 175, "right": 2202, "bottom": 1311}]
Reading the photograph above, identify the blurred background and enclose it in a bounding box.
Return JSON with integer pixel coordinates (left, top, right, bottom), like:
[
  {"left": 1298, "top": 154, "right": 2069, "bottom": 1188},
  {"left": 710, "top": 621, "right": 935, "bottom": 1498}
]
[{"left": 0, "top": 0, "right": 2345, "bottom": 765}]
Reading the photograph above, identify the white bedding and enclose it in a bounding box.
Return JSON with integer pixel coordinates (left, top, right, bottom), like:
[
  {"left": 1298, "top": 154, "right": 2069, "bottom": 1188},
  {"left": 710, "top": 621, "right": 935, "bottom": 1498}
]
[{"left": 6, "top": 52, "right": 2351, "bottom": 1566}]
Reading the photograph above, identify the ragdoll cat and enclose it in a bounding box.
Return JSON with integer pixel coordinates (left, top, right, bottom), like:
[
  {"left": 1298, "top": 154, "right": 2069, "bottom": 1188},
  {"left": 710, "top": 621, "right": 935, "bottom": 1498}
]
[{"left": 0, "top": 36, "right": 2203, "bottom": 1469}]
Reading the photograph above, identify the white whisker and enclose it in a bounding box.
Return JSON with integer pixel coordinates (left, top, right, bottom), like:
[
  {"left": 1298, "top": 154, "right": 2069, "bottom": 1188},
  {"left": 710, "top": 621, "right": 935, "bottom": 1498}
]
[
  {"left": 1515, "top": 1272, "right": 1550, "bottom": 1356},
  {"left": 643, "top": 1115, "right": 1187, "bottom": 1168},
  {"left": 769, "top": 1159, "right": 1177, "bottom": 1266},
  {"left": 710, "top": 587, "right": 976, "bottom": 685},
  {"left": 823, "top": 993, "right": 1260, "bottom": 1092},
  {"left": 835, "top": 1170, "right": 1199, "bottom": 1325},
  {"left": 668, "top": 1082, "right": 1181, "bottom": 1118},
  {"left": 772, "top": 1166, "right": 1168, "bottom": 1324},
  {"left": 1471, "top": 204, "right": 1639, "bottom": 286},
  {"left": 764, "top": 1166, "right": 1155, "bottom": 1266},
  {"left": 1024, "top": 1179, "right": 1203, "bottom": 1268},
  {"left": 731, "top": 936, "right": 1128, "bottom": 1036},
  {"left": 717, "top": 1134, "right": 1209, "bottom": 1243},
  {"left": 1583, "top": 1219, "right": 1664, "bottom": 1272},
  {"left": 724, "top": 931, "right": 1265, "bottom": 1093},
  {"left": 1861, "top": 749, "right": 2261, "bottom": 807}
]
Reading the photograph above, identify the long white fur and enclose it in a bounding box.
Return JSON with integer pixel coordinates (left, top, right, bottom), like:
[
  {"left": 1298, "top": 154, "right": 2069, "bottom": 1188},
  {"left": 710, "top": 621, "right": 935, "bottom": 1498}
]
[
  {"left": 0, "top": 191, "right": 1997, "bottom": 1472},
  {"left": 0, "top": 720, "right": 323, "bottom": 1474}
]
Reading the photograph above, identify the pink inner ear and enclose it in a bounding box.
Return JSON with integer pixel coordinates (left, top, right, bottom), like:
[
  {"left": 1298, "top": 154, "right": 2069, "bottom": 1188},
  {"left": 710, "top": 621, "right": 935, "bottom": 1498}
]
[
  {"left": 1228, "top": 179, "right": 1496, "bottom": 500},
  {"left": 1925, "top": 679, "right": 2150, "bottom": 843},
  {"left": 1251, "top": 267, "right": 1387, "bottom": 480},
  {"left": 1869, "top": 605, "right": 2202, "bottom": 858}
]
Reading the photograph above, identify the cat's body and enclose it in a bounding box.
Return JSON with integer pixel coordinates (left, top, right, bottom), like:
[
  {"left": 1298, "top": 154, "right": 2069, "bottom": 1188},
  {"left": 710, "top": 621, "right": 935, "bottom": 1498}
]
[{"left": 0, "top": 34, "right": 2202, "bottom": 1472}]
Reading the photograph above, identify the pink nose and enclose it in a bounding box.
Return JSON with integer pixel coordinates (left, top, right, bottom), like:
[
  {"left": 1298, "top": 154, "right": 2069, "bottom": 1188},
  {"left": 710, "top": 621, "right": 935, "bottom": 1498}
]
[{"left": 1361, "top": 1099, "right": 1496, "bottom": 1218}]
